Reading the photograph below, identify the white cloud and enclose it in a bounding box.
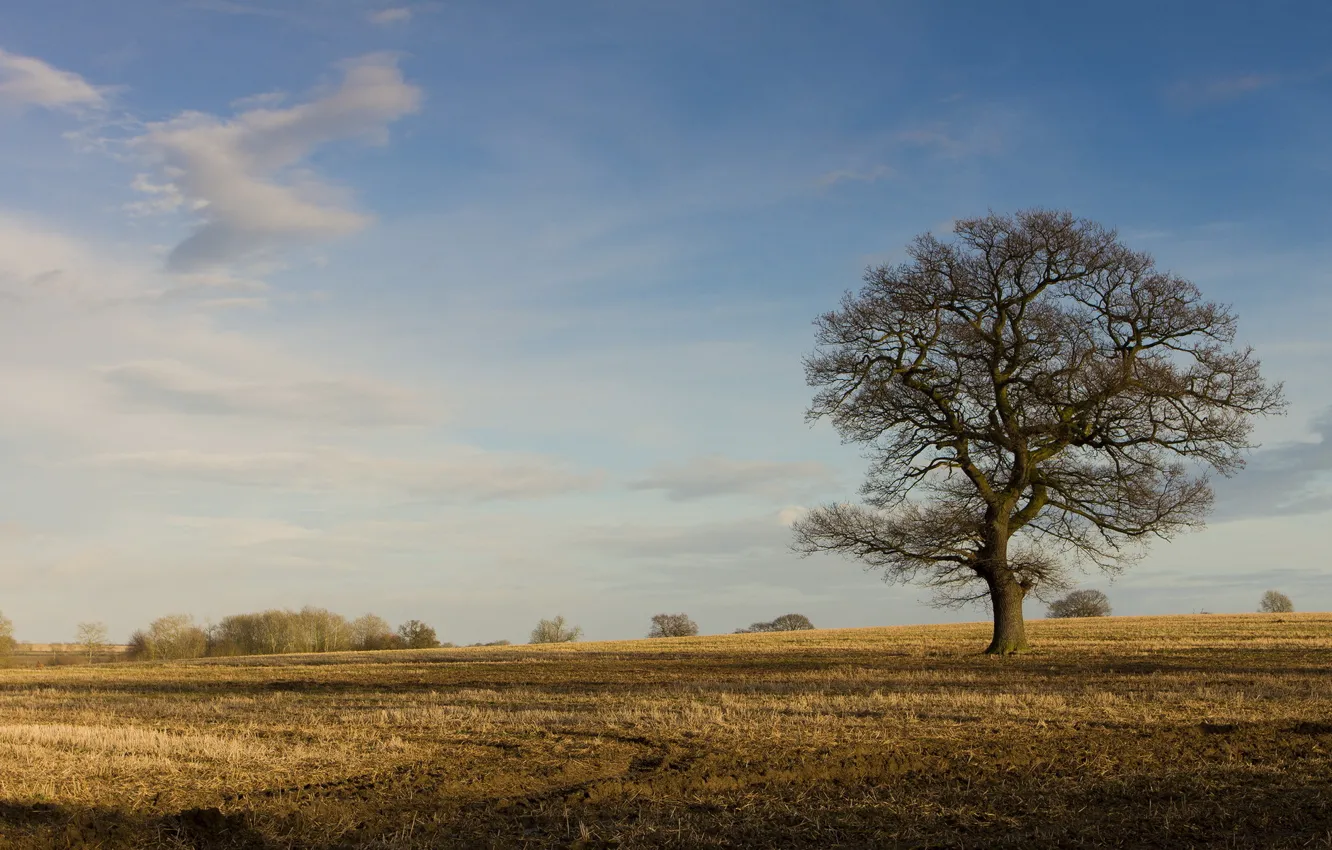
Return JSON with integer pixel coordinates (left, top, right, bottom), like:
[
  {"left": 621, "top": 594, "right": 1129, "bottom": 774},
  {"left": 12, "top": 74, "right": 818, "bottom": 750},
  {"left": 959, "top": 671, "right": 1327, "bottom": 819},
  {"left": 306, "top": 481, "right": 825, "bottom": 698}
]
[
  {"left": 817, "top": 164, "right": 893, "bottom": 187},
  {"left": 577, "top": 511, "right": 793, "bottom": 559},
  {"left": 0, "top": 48, "right": 105, "bottom": 111},
  {"left": 0, "top": 212, "right": 152, "bottom": 304},
  {"left": 1212, "top": 406, "right": 1332, "bottom": 520},
  {"left": 0, "top": 213, "right": 425, "bottom": 451},
  {"left": 87, "top": 447, "right": 604, "bottom": 502},
  {"left": 124, "top": 173, "right": 191, "bottom": 216},
  {"left": 1167, "top": 72, "right": 1284, "bottom": 107},
  {"left": 170, "top": 516, "right": 320, "bottom": 547},
  {"left": 628, "top": 455, "right": 835, "bottom": 501},
  {"left": 130, "top": 54, "right": 421, "bottom": 271},
  {"left": 101, "top": 359, "right": 431, "bottom": 426},
  {"left": 369, "top": 7, "right": 413, "bottom": 25}
]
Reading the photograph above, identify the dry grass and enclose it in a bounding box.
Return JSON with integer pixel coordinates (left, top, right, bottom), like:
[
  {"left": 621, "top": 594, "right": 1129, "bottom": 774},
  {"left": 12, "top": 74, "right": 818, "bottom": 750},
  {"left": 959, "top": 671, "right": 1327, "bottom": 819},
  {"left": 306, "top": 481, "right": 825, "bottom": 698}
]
[{"left": 2, "top": 614, "right": 1332, "bottom": 848}]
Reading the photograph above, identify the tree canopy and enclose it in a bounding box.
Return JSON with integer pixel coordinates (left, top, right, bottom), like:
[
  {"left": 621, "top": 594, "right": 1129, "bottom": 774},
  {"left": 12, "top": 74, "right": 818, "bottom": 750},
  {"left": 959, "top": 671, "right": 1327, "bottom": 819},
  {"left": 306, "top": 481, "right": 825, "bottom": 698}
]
[
  {"left": 1047, "top": 589, "right": 1112, "bottom": 618},
  {"left": 1259, "top": 590, "right": 1294, "bottom": 614},
  {"left": 794, "top": 210, "right": 1284, "bottom": 653},
  {"left": 530, "top": 615, "right": 582, "bottom": 644},
  {"left": 736, "top": 613, "right": 816, "bottom": 633},
  {"left": 648, "top": 613, "right": 699, "bottom": 638}
]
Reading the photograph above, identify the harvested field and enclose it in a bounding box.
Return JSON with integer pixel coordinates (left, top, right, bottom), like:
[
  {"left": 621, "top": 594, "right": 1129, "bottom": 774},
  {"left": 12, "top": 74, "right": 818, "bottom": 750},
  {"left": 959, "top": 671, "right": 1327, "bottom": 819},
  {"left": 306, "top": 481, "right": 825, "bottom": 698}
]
[{"left": 1, "top": 613, "right": 1331, "bottom": 848}]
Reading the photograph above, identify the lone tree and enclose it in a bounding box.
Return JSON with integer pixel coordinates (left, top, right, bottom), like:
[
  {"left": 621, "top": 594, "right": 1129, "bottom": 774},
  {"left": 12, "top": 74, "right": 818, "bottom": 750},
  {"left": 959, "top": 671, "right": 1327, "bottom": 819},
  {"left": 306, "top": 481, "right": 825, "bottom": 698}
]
[
  {"left": 397, "top": 619, "right": 442, "bottom": 649},
  {"left": 529, "top": 615, "right": 582, "bottom": 644},
  {"left": 1047, "top": 589, "right": 1111, "bottom": 618},
  {"left": 1259, "top": 590, "right": 1294, "bottom": 614},
  {"left": 736, "top": 613, "right": 816, "bottom": 633},
  {"left": 794, "top": 210, "right": 1284, "bottom": 654},
  {"left": 76, "top": 621, "right": 109, "bottom": 662},
  {"left": 0, "top": 610, "right": 14, "bottom": 656},
  {"left": 648, "top": 613, "right": 699, "bottom": 638}
]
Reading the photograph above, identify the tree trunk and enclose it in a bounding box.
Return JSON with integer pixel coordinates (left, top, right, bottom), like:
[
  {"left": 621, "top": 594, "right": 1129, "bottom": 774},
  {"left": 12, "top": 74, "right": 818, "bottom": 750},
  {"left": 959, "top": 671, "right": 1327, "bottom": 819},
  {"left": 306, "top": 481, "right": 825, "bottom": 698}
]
[{"left": 984, "top": 572, "right": 1030, "bottom": 655}]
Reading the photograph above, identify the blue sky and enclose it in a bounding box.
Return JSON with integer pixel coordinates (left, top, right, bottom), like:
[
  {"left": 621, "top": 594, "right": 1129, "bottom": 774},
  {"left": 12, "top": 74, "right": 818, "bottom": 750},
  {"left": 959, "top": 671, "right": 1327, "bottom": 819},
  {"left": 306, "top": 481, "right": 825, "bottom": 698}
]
[{"left": 1, "top": 1, "right": 1330, "bottom": 643}]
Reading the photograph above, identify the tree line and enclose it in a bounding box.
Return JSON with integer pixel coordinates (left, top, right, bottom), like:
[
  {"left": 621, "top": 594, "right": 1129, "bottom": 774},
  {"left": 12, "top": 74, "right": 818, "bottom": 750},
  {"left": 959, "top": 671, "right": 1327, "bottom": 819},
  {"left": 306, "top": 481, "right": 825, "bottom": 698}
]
[
  {"left": 0, "top": 590, "right": 1301, "bottom": 664},
  {"left": 124, "top": 608, "right": 467, "bottom": 661}
]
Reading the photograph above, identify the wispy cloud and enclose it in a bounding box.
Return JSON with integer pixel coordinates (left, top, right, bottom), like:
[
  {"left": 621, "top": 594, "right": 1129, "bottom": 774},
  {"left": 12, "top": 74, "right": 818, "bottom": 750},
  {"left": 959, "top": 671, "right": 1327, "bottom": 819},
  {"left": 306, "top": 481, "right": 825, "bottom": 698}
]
[
  {"left": 87, "top": 447, "right": 604, "bottom": 502},
  {"left": 629, "top": 456, "right": 835, "bottom": 501},
  {"left": 0, "top": 48, "right": 106, "bottom": 112},
  {"left": 169, "top": 516, "right": 321, "bottom": 547},
  {"left": 1213, "top": 406, "right": 1332, "bottom": 520},
  {"left": 1168, "top": 72, "right": 1284, "bottom": 107},
  {"left": 100, "top": 360, "right": 432, "bottom": 426},
  {"left": 369, "top": 7, "right": 413, "bottom": 25},
  {"left": 187, "top": 0, "right": 291, "bottom": 19},
  {"left": 130, "top": 54, "right": 421, "bottom": 272},
  {"left": 817, "top": 164, "right": 893, "bottom": 187},
  {"left": 577, "top": 512, "right": 792, "bottom": 559}
]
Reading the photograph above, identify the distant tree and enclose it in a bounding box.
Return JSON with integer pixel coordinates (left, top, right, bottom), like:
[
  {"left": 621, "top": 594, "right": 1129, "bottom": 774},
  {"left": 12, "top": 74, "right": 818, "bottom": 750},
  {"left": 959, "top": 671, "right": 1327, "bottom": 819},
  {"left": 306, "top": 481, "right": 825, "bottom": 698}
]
[
  {"left": 131, "top": 614, "right": 207, "bottom": 660},
  {"left": 206, "top": 607, "right": 354, "bottom": 656},
  {"left": 794, "top": 210, "right": 1284, "bottom": 653},
  {"left": 0, "top": 610, "right": 14, "bottom": 656},
  {"left": 1259, "top": 590, "right": 1294, "bottom": 614},
  {"left": 468, "top": 640, "right": 511, "bottom": 647},
  {"left": 76, "top": 622, "right": 108, "bottom": 662},
  {"left": 647, "top": 613, "right": 699, "bottom": 638},
  {"left": 350, "top": 614, "right": 401, "bottom": 650},
  {"left": 397, "top": 619, "right": 442, "bottom": 649},
  {"left": 1046, "top": 590, "right": 1112, "bottom": 619},
  {"left": 736, "top": 613, "right": 816, "bottom": 634},
  {"left": 529, "top": 615, "right": 582, "bottom": 644},
  {"left": 127, "top": 629, "right": 151, "bottom": 661}
]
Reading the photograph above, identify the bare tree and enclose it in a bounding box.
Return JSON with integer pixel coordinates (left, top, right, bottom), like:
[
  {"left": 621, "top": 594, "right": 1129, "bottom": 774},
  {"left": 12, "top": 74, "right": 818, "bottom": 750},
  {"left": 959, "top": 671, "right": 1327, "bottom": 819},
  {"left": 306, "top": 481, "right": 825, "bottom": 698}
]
[
  {"left": 1046, "top": 590, "right": 1112, "bottom": 618},
  {"left": 735, "top": 613, "right": 816, "bottom": 633},
  {"left": 351, "top": 614, "right": 400, "bottom": 650},
  {"left": 1259, "top": 590, "right": 1294, "bottom": 614},
  {"left": 794, "top": 210, "right": 1284, "bottom": 654},
  {"left": 131, "top": 614, "right": 207, "bottom": 660},
  {"left": 76, "top": 622, "right": 108, "bottom": 662},
  {"left": 648, "top": 613, "right": 699, "bottom": 638},
  {"left": 529, "top": 615, "right": 582, "bottom": 644},
  {"left": 397, "top": 619, "right": 442, "bottom": 648},
  {"left": 0, "top": 610, "right": 14, "bottom": 657}
]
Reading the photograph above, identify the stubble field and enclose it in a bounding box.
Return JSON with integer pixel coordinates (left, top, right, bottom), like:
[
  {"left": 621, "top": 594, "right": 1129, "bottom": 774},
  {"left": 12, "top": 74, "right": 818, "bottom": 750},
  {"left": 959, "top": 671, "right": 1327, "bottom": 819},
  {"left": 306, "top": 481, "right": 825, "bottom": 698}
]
[{"left": 1, "top": 614, "right": 1331, "bottom": 848}]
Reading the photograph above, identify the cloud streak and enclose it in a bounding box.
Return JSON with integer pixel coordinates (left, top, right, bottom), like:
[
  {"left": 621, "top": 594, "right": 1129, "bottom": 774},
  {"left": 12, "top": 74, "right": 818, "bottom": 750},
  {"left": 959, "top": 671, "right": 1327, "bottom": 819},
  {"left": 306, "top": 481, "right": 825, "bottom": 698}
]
[
  {"left": 577, "top": 512, "right": 793, "bottom": 559},
  {"left": 88, "top": 447, "right": 603, "bottom": 502},
  {"left": 629, "top": 455, "right": 835, "bottom": 501},
  {"left": 1167, "top": 72, "right": 1284, "bottom": 106},
  {"left": 369, "top": 8, "right": 413, "bottom": 25},
  {"left": 101, "top": 360, "right": 431, "bottom": 426},
  {"left": 0, "top": 48, "right": 105, "bottom": 111},
  {"left": 131, "top": 54, "right": 421, "bottom": 271},
  {"left": 1213, "top": 407, "right": 1332, "bottom": 520}
]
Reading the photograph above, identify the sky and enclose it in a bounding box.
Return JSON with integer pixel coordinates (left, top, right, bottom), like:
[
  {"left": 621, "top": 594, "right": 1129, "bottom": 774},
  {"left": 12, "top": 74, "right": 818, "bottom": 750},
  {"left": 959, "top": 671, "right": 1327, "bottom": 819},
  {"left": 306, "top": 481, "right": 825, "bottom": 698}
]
[{"left": 1, "top": 1, "right": 1330, "bottom": 644}]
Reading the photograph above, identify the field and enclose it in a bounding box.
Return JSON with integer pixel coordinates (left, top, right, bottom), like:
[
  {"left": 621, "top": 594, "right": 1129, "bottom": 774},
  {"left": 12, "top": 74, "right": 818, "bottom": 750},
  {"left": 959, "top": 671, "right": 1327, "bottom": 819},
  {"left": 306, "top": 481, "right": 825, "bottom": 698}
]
[{"left": 2, "top": 614, "right": 1331, "bottom": 848}]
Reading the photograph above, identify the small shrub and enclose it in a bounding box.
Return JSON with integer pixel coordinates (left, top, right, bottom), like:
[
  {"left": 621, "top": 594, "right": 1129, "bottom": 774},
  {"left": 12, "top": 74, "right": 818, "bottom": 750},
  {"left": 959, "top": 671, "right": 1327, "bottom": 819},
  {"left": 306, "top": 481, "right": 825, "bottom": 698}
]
[
  {"left": 1259, "top": 590, "right": 1294, "bottom": 614},
  {"left": 648, "top": 613, "right": 699, "bottom": 638},
  {"left": 529, "top": 616, "right": 582, "bottom": 644},
  {"left": 1046, "top": 590, "right": 1112, "bottom": 619}
]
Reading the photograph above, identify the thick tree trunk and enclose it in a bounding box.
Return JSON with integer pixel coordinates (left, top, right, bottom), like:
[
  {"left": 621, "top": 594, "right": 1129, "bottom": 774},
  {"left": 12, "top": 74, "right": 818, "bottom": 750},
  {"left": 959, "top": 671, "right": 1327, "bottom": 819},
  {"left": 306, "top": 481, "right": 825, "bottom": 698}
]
[{"left": 984, "top": 573, "right": 1030, "bottom": 655}]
